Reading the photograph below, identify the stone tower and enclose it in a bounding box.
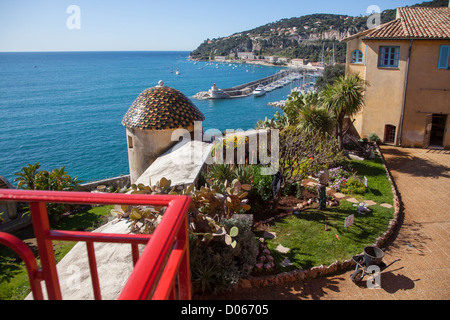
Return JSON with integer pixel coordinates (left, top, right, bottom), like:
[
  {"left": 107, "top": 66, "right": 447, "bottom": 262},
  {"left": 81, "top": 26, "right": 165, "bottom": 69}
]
[{"left": 121, "top": 81, "right": 205, "bottom": 184}]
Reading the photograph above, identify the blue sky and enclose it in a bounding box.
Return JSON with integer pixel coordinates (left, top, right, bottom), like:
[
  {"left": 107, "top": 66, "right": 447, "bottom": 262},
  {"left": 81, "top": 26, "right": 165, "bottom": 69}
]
[{"left": 0, "top": 0, "right": 421, "bottom": 52}]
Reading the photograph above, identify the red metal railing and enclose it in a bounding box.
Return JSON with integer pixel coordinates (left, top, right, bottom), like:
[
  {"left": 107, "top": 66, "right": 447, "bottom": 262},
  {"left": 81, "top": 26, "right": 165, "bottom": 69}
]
[{"left": 0, "top": 189, "right": 192, "bottom": 300}]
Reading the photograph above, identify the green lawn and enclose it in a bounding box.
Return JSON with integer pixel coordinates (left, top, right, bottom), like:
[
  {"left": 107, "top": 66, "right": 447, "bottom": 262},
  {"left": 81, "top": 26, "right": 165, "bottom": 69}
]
[
  {"left": 0, "top": 205, "right": 112, "bottom": 300},
  {"left": 263, "top": 156, "right": 395, "bottom": 271}
]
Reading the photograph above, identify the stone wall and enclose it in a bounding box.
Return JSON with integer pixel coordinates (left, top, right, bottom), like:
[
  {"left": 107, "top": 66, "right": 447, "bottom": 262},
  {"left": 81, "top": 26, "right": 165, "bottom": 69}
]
[{"left": 77, "top": 175, "right": 130, "bottom": 192}]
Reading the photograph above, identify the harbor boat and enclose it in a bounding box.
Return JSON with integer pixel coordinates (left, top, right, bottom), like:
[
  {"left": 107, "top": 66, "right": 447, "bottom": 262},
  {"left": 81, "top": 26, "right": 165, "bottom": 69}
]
[
  {"left": 253, "top": 85, "right": 266, "bottom": 97},
  {"left": 264, "top": 84, "right": 275, "bottom": 92},
  {"left": 176, "top": 68, "right": 180, "bottom": 75}
]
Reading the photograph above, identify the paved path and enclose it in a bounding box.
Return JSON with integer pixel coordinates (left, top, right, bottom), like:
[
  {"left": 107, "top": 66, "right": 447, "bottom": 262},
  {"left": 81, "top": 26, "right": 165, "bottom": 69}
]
[{"left": 214, "top": 145, "right": 450, "bottom": 300}]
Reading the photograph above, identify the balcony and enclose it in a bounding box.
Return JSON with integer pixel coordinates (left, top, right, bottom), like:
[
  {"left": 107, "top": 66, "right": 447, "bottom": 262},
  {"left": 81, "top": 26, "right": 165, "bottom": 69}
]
[{"left": 0, "top": 189, "right": 191, "bottom": 300}]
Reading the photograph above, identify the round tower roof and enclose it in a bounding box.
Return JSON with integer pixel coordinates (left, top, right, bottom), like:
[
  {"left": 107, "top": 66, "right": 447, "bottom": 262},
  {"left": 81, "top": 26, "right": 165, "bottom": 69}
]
[{"left": 121, "top": 84, "right": 205, "bottom": 130}]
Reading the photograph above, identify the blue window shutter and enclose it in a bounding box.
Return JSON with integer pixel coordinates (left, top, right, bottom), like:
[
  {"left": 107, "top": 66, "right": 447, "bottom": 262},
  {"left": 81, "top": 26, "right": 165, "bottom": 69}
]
[{"left": 438, "top": 45, "right": 450, "bottom": 69}]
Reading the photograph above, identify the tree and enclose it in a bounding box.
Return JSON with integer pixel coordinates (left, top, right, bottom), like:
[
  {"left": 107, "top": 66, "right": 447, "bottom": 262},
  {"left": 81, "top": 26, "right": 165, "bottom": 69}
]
[
  {"left": 315, "top": 64, "right": 345, "bottom": 92},
  {"left": 282, "top": 91, "right": 335, "bottom": 134},
  {"left": 14, "top": 162, "right": 41, "bottom": 190},
  {"left": 278, "top": 127, "right": 343, "bottom": 188},
  {"left": 14, "top": 163, "right": 83, "bottom": 223},
  {"left": 321, "top": 74, "right": 367, "bottom": 149},
  {"left": 297, "top": 104, "right": 335, "bottom": 135}
]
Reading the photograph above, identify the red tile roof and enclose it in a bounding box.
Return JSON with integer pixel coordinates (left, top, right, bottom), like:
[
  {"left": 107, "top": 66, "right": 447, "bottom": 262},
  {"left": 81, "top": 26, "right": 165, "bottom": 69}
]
[{"left": 343, "top": 7, "right": 450, "bottom": 41}]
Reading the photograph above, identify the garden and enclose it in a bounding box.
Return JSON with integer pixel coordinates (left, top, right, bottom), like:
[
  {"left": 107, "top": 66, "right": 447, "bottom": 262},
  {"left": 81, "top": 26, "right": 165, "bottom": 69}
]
[{"left": 0, "top": 75, "right": 395, "bottom": 299}]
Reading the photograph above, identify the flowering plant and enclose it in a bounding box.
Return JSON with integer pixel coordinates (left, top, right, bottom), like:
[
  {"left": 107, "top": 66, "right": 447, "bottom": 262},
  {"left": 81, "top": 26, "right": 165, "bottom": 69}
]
[
  {"left": 328, "top": 166, "right": 352, "bottom": 191},
  {"left": 341, "top": 176, "right": 366, "bottom": 194},
  {"left": 253, "top": 238, "right": 275, "bottom": 273}
]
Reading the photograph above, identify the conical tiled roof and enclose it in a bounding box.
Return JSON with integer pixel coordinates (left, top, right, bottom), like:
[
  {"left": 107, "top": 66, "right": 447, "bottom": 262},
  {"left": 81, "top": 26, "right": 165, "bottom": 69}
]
[{"left": 122, "top": 85, "right": 205, "bottom": 130}]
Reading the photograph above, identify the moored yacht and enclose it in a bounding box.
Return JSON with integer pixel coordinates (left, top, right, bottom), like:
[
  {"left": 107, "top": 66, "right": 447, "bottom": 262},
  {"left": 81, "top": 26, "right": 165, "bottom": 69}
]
[{"left": 253, "top": 85, "right": 266, "bottom": 97}]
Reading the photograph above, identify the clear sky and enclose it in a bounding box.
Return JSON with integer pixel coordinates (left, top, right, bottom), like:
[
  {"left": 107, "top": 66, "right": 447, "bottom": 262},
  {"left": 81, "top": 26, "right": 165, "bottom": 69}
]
[{"left": 0, "top": 0, "right": 422, "bottom": 52}]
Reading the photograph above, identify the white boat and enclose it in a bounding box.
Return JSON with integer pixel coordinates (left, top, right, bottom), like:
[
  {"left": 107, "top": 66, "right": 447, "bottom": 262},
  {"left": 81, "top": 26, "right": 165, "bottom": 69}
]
[
  {"left": 176, "top": 68, "right": 180, "bottom": 75},
  {"left": 253, "top": 85, "right": 266, "bottom": 97},
  {"left": 264, "top": 85, "right": 275, "bottom": 92}
]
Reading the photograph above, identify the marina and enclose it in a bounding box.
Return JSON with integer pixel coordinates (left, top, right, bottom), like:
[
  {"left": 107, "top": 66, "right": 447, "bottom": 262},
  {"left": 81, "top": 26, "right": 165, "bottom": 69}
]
[{"left": 193, "top": 68, "right": 321, "bottom": 100}]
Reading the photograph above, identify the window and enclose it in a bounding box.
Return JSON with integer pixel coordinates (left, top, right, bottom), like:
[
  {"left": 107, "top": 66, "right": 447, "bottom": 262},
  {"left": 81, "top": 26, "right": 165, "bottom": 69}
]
[
  {"left": 351, "top": 50, "right": 363, "bottom": 64},
  {"left": 384, "top": 125, "right": 396, "bottom": 144},
  {"left": 127, "top": 135, "right": 133, "bottom": 149},
  {"left": 438, "top": 45, "right": 450, "bottom": 69},
  {"left": 378, "top": 46, "right": 400, "bottom": 68}
]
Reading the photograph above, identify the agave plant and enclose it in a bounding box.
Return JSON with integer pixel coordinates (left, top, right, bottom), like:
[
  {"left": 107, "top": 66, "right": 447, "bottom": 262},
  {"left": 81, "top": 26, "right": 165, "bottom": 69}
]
[
  {"left": 206, "top": 164, "right": 236, "bottom": 184},
  {"left": 234, "top": 165, "right": 254, "bottom": 185}
]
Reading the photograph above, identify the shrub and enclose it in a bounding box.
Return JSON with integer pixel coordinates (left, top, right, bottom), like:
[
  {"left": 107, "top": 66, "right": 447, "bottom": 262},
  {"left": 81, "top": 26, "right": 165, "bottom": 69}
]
[
  {"left": 369, "top": 133, "right": 381, "bottom": 143},
  {"left": 251, "top": 165, "right": 273, "bottom": 201},
  {"left": 189, "top": 218, "right": 258, "bottom": 295},
  {"left": 281, "top": 182, "right": 303, "bottom": 198},
  {"left": 341, "top": 176, "right": 366, "bottom": 194},
  {"left": 14, "top": 163, "right": 83, "bottom": 223},
  {"left": 279, "top": 127, "right": 344, "bottom": 187}
]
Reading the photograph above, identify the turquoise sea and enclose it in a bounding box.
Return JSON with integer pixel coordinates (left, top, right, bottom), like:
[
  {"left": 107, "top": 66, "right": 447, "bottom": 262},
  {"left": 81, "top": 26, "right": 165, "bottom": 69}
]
[{"left": 0, "top": 51, "right": 314, "bottom": 184}]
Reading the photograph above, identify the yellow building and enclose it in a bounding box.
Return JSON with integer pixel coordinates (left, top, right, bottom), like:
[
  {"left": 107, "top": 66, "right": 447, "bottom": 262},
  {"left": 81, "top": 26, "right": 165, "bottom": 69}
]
[{"left": 342, "top": 4, "right": 450, "bottom": 148}]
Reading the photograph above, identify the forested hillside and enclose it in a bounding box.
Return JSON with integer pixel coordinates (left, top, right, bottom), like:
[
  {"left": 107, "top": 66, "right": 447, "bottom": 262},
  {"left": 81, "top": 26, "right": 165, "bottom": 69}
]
[{"left": 190, "top": 0, "right": 447, "bottom": 63}]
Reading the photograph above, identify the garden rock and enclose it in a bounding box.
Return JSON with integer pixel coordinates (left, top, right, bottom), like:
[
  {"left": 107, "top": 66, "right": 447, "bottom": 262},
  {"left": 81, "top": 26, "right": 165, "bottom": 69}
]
[
  {"left": 364, "top": 200, "right": 377, "bottom": 206},
  {"left": 263, "top": 231, "right": 276, "bottom": 239},
  {"left": 275, "top": 244, "right": 290, "bottom": 254},
  {"left": 348, "top": 153, "right": 365, "bottom": 161},
  {"left": 333, "top": 192, "right": 346, "bottom": 199}
]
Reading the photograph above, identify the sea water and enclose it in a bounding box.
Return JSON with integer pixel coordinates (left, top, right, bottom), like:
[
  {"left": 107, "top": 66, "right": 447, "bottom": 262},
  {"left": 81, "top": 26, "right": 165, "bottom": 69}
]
[{"left": 0, "top": 51, "right": 314, "bottom": 183}]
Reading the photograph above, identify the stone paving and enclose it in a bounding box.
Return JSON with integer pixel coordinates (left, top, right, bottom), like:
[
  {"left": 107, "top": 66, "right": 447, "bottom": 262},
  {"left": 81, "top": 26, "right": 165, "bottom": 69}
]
[{"left": 216, "top": 145, "right": 449, "bottom": 300}]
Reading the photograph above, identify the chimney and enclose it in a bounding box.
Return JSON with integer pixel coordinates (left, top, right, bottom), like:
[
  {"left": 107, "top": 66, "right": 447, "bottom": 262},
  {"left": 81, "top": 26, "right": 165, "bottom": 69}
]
[{"left": 396, "top": 7, "right": 401, "bottom": 19}]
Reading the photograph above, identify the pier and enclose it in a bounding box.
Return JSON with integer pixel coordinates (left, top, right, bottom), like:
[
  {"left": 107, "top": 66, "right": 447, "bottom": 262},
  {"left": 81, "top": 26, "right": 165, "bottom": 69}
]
[{"left": 193, "top": 68, "right": 316, "bottom": 100}]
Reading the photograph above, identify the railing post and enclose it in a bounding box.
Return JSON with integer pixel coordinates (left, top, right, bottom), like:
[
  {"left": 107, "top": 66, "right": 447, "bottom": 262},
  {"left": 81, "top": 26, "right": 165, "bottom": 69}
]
[
  {"left": 29, "top": 201, "right": 62, "bottom": 300},
  {"left": 0, "top": 232, "right": 44, "bottom": 300},
  {"left": 177, "top": 215, "right": 191, "bottom": 300},
  {"left": 86, "top": 241, "right": 102, "bottom": 300}
]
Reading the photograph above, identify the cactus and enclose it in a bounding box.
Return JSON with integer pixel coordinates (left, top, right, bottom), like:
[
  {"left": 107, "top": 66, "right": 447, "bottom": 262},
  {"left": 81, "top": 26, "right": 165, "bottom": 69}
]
[{"left": 112, "top": 177, "right": 249, "bottom": 247}]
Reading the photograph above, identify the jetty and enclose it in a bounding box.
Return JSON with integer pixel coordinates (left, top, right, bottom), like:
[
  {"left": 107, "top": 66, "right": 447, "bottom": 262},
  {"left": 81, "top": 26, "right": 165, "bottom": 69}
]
[{"left": 193, "top": 69, "right": 307, "bottom": 100}]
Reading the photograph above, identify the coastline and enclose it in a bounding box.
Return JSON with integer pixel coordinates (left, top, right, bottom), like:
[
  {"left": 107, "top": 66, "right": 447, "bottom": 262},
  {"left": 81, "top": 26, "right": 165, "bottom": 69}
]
[{"left": 189, "top": 57, "right": 286, "bottom": 68}]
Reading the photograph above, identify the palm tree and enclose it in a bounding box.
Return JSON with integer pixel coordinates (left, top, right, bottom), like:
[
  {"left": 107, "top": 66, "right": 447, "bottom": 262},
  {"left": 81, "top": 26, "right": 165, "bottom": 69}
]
[
  {"left": 283, "top": 90, "right": 335, "bottom": 135},
  {"left": 297, "top": 103, "right": 335, "bottom": 135},
  {"left": 14, "top": 163, "right": 41, "bottom": 189},
  {"left": 321, "top": 74, "right": 367, "bottom": 149}
]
